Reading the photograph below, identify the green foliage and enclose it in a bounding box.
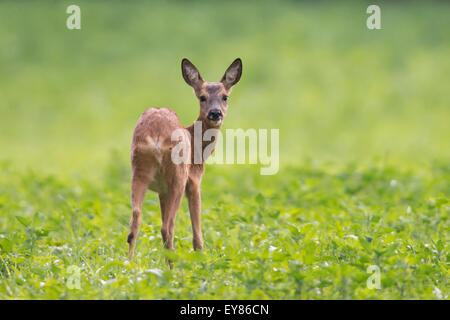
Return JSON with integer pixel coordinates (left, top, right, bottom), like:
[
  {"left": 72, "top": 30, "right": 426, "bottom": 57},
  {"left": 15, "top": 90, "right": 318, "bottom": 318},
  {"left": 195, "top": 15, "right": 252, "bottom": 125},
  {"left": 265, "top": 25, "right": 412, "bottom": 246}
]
[
  {"left": 0, "top": 0, "right": 449, "bottom": 299},
  {"left": 0, "top": 162, "right": 448, "bottom": 299}
]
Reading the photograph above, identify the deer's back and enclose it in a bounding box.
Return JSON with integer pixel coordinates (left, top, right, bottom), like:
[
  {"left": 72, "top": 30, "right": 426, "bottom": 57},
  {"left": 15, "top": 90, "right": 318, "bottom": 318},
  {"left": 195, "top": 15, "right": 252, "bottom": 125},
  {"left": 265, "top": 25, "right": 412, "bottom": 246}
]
[
  {"left": 131, "top": 107, "right": 190, "bottom": 167},
  {"left": 133, "top": 107, "right": 184, "bottom": 142}
]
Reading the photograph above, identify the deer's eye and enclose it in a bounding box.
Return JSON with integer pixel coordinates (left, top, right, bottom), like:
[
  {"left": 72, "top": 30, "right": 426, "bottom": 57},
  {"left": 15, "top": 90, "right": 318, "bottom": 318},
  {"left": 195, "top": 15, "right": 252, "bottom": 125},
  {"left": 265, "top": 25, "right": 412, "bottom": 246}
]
[
  {"left": 199, "top": 96, "right": 207, "bottom": 102},
  {"left": 222, "top": 95, "right": 228, "bottom": 101}
]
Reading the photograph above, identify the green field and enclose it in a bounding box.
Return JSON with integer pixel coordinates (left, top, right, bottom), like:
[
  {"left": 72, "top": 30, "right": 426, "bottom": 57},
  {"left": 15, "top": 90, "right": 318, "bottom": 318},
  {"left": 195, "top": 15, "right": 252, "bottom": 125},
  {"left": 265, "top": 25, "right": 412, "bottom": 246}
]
[{"left": 0, "top": 0, "right": 449, "bottom": 299}]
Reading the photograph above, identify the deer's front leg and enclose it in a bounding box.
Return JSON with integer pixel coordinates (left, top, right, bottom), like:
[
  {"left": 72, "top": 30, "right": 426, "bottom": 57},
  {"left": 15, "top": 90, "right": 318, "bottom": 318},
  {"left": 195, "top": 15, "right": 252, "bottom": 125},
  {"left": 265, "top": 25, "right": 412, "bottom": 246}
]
[{"left": 186, "top": 180, "right": 203, "bottom": 250}]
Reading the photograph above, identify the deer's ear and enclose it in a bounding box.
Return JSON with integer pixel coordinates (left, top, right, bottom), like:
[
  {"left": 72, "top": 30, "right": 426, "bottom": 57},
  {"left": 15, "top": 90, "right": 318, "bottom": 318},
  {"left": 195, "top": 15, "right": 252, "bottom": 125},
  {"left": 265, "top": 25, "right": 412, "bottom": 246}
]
[
  {"left": 221, "top": 58, "right": 242, "bottom": 90},
  {"left": 181, "top": 58, "right": 204, "bottom": 89}
]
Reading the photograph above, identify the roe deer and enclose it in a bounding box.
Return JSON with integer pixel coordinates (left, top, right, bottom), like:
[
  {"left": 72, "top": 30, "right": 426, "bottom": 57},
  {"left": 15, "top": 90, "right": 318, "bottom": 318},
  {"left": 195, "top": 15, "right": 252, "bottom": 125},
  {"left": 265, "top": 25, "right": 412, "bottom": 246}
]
[{"left": 127, "top": 58, "right": 242, "bottom": 263}]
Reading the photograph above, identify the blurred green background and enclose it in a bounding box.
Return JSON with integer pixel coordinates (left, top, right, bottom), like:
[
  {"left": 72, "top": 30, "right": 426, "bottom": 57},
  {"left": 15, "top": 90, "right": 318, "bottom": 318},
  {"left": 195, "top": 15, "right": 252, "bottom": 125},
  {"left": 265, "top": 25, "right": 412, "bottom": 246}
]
[
  {"left": 0, "top": 0, "right": 449, "bottom": 300},
  {"left": 1, "top": 0, "right": 449, "bottom": 175}
]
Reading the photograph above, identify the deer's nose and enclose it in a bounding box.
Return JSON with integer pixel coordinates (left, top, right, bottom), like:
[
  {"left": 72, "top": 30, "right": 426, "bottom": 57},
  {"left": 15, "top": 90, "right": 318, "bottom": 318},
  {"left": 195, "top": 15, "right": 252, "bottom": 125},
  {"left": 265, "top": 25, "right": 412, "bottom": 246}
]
[{"left": 207, "top": 109, "right": 223, "bottom": 121}]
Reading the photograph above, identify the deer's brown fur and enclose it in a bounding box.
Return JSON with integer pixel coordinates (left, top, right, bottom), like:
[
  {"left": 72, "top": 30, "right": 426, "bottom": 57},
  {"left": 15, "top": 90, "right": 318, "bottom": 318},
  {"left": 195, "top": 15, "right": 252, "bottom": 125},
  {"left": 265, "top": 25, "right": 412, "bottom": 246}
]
[{"left": 127, "top": 58, "right": 242, "bottom": 264}]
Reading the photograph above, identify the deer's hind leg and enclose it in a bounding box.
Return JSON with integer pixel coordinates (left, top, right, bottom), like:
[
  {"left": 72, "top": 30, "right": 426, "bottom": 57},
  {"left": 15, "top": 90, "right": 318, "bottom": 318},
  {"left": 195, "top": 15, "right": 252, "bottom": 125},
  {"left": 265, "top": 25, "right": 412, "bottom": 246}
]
[
  {"left": 159, "top": 161, "right": 188, "bottom": 253},
  {"left": 127, "top": 153, "right": 157, "bottom": 260}
]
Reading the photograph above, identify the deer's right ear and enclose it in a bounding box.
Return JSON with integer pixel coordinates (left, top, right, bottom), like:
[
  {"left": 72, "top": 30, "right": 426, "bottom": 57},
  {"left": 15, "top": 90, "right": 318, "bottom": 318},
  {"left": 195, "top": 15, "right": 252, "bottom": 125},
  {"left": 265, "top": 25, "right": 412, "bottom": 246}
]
[
  {"left": 221, "top": 58, "right": 242, "bottom": 90},
  {"left": 181, "top": 58, "right": 204, "bottom": 89}
]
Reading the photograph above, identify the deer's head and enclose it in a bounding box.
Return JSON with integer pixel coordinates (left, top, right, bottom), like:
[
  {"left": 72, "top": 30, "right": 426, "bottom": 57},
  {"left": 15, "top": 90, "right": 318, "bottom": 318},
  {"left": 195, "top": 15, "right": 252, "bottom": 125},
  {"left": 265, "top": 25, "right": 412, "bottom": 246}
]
[{"left": 182, "top": 58, "right": 242, "bottom": 128}]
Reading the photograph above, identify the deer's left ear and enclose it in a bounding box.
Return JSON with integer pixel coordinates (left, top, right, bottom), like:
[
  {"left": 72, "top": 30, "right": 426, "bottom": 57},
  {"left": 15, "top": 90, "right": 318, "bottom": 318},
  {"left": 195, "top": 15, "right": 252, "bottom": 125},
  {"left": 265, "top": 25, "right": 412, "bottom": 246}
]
[
  {"left": 182, "top": 58, "right": 204, "bottom": 89},
  {"left": 220, "top": 58, "right": 242, "bottom": 90}
]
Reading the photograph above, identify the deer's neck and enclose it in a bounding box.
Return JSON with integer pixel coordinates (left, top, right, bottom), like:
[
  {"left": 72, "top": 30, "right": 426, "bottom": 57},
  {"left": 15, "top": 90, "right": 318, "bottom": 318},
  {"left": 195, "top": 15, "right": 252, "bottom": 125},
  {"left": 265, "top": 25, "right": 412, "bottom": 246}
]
[{"left": 186, "top": 118, "right": 222, "bottom": 165}]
